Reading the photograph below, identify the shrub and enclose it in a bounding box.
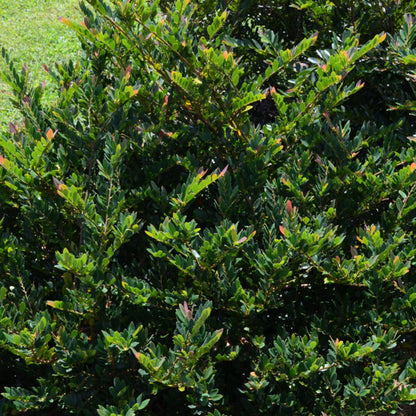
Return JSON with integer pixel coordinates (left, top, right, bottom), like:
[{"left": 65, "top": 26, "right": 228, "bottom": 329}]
[{"left": 1, "top": 1, "right": 416, "bottom": 414}]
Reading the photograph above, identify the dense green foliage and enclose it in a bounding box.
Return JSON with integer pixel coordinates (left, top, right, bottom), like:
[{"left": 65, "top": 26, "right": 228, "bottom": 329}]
[{"left": 1, "top": 0, "right": 416, "bottom": 414}]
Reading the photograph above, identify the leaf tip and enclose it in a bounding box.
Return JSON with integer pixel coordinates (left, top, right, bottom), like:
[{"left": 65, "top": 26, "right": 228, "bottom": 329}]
[
  {"left": 9, "top": 122, "right": 18, "bottom": 135},
  {"left": 46, "top": 128, "right": 54, "bottom": 141},
  {"left": 219, "top": 165, "right": 228, "bottom": 177},
  {"left": 286, "top": 200, "right": 293, "bottom": 215}
]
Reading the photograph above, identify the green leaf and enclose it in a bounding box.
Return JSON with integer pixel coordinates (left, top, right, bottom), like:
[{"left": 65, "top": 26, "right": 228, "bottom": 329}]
[{"left": 191, "top": 307, "right": 211, "bottom": 337}]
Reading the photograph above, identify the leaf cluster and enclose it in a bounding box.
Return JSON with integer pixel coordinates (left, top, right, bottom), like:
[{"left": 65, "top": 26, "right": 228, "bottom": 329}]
[{"left": 1, "top": 1, "right": 416, "bottom": 415}]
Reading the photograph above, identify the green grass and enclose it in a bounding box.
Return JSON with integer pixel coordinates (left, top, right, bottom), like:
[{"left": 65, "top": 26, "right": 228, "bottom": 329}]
[{"left": 0, "top": 0, "right": 82, "bottom": 130}]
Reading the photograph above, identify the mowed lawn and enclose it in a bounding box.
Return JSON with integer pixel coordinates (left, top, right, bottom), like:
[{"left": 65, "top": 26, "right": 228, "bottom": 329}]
[{"left": 0, "top": 0, "right": 82, "bottom": 130}]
